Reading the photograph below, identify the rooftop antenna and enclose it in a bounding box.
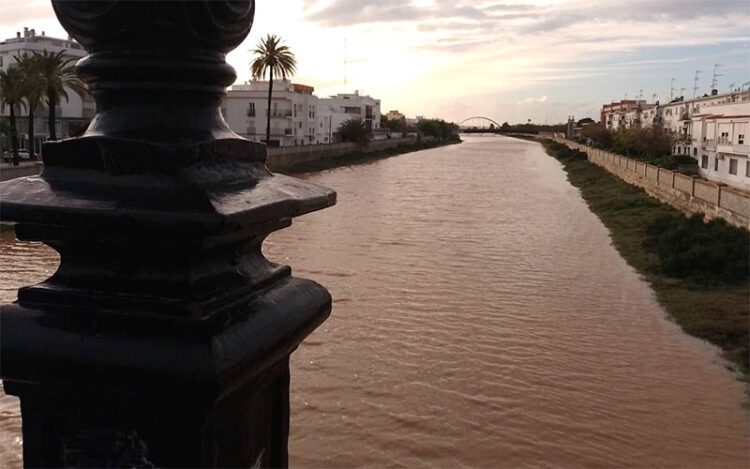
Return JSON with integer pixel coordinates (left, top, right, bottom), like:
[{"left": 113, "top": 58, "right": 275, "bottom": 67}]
[
  {"left": 670, "top": 78, "right": 676, "bottom": 100},
  {"left": 710, "top": 63, "right": 722, "bottom": 91},
  {"left": 693, "top": 70, "right": 702, "bottom": 98}
]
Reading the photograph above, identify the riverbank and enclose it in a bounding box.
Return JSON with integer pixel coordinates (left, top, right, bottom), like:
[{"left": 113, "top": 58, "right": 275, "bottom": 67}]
[
  {"left": 278, "top": 138, "right": 461, "bottom": 174},
  {"left": 541, "top": 140, "right": 749, "bottom": 380}
]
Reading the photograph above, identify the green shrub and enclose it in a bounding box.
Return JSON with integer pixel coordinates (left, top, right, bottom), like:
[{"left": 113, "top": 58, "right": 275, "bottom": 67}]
[
  {"left": 645, "top": 214, "right": 750, "bottom": 285},
  {"left": 648, "top": 154, "right": 697, "bottom": 170}
]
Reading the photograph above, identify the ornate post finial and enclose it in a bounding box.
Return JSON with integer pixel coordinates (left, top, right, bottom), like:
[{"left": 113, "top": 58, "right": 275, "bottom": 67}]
[{"left": 52, "top": 0, "right": 254, "bottom": 141}]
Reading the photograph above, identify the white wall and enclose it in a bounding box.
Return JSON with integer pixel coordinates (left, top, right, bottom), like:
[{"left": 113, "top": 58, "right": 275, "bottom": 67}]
[{"left": 693, "top": 100, "right": 750, "bottom": 190}]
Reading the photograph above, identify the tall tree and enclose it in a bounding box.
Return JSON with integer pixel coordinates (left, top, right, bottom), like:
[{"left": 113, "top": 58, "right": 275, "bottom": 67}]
[
  {"left": 250, "top": 34, "right": 296, "bottom": 145},
  {"left": 0, "top": 66, "right": 26, "bottom": 165},
  {"left": 29, "top": 50, "right": 86, "bottom": 140},
  {"left": 14, "top": 53, "right": 44, "bottom": 158}
]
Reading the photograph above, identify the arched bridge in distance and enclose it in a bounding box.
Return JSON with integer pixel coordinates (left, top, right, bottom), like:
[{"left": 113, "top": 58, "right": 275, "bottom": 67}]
[{"left": 458, "top": 117, "right": 504, "bottom": 132}]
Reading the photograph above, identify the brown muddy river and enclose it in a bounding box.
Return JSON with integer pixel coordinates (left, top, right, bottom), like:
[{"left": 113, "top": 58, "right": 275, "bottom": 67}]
[{"left": 1, "top": 135, "right": 748, "bottom": 467}]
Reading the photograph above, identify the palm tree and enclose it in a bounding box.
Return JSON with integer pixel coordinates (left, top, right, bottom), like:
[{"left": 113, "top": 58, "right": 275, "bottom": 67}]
[
  {"left": 250, "top": 34, "right": 296, "bottom": 145},
  {"left": 0, "top": 67, "right": 26, "bottom": 165},
  {"left": 14, "top": 53, "right": 44, "bottom": 158},
  {"left": 29, "top": 50, "right": 86, "bottom": 140},
  {"left": 338, "top": 118, "right": 370, "bottom": 146}
]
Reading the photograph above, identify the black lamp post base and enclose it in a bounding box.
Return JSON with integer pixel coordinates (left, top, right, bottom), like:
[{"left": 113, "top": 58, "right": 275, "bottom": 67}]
[
  {"left": 2, "top": 276, "right": 330, "bottom": 468},
  {"left": 13, "top": 361, "right": 289, "bottom": 468}
]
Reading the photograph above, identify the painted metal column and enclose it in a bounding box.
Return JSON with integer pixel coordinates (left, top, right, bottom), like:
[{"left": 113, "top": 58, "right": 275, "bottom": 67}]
[{"left": 0, "top": 1, "right": 336, "bottom": 466}]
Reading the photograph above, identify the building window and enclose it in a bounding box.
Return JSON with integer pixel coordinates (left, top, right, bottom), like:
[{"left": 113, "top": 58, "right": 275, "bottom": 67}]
[
  {"left": 746, "top": 161, "right": 750, "bottom": 178},
  {"left": 693, "top": 148, "right": 697, "bottom": 156},
  {"left": 739, "top": 134, "right": 745, "bottom": 145},
  {"left": 729, "top": 158, "right": 738, "bottom": 175},
  {"left": 0, "top": 56, "right": 3, "bottom": 67},
  {"left": 246, "top": 102, "right": 255, "bottom": 117},
  {"left": 714, "top": 158, "right": 719, "bottom": 171},
  {"left": 701, "top": 155, "right": 708, "bottom": 169}
]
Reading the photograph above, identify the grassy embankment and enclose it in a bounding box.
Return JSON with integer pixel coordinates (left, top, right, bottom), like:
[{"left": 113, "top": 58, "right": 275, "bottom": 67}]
[
  {"left": 542, "top": 140, "right": 749, "bottom": 379},
  {"left": 283, "top": 137, "right": 461, "bottom": 173}
]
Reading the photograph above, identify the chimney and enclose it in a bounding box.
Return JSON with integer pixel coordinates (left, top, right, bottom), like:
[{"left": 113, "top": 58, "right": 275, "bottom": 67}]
[
  {"left": 31, "top": 29, "right": 36, "bottom": 38},
  {"left": 16, "top": 32, "right": 20, "bottom": 39},
  {"left": 711, "top": 89, "right": 718, "bottom": 96},
  {"left": 23, "top": 27, "right": 29, "bottom": 38}
]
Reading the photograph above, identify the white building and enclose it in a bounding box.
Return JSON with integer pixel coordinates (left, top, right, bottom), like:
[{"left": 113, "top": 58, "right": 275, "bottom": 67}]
[
  {"left": 223, "top": 80, "right": 326, "bottom": 147},
  {"left": 599, "top": 90, "right": 750, "bottom": 189},
  {"left": 223, "top": 83, "right": 382, "bottom": 147},
  {"left": 0, "top": 27, "right": 92, "bottom": 153},
  {"left": 318, "top": 90, "right": 380, "bottom": 140},
  {"left": 689, "top": 98, "right": 750, "bottom": 189}
]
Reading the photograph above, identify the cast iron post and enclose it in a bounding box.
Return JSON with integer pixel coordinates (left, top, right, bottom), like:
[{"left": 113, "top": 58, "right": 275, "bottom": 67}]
[{"left": 0, "top": 1, "right": 335, "bottom": 466}]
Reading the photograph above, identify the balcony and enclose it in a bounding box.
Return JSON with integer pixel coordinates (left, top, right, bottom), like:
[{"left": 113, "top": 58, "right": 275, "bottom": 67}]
[
  {"left": 267, "top": 110, "right": 293, "bottom": 118},
  {"left": 703, "top": 139, "right": 716, "bottom": 150},
  {"left": 717, "top": 140, "right": 749, "bottom": 155}
]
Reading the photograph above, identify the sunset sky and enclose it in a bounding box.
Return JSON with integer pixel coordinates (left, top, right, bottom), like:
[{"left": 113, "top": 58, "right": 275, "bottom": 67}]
[{"left": 2, "top": 0, "right": 748, "bottom": 124}]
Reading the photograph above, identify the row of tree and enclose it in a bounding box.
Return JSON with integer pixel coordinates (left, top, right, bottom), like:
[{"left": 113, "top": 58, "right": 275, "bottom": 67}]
[
  {"left": 0, "top": 51, "right": 85, "bottom": 165},
  {"left": 579, "top": 123, "right": 697, "bottom": 169},
  {"left": 581, "top": 124, "right": 674, "bottom": 158},
  {"left": 337, "top": 117, "right": 460, "bottom": 146}
]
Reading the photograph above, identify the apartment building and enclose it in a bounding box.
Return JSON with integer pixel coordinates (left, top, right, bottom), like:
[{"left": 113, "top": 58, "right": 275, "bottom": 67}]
[
  {"left": 223, "top": 80, "right": 326, "bottom": 147},
  {"left": 600, "top": 100, "right": 647, "bottom": 130},
  {"left": 689, "top": 99, "right": 750, "bottom": 189},
  {"left": 385, "top": 110, "right": 405, "bottom": 121},
  {"left": 0, "top": 27, "right": 93, "bottom": 152},
  {"left": 318, "top": 91, "right": 381, "bottom": 138},
  {"left": 223, "top": 82, "right": 382, "bottom": 147},
  {"left": 599, "top": 90, "right": 750, "bottom": 189}
]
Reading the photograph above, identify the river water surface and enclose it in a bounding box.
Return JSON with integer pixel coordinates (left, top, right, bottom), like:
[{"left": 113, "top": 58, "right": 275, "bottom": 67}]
[{"left": 1, "top": 135, "right": 748, "bottom": 467}]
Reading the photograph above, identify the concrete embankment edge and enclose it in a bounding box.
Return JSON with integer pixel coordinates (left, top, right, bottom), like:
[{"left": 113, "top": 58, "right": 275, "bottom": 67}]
[{"left": 0, "top": 163, "right": 43, "bottom": 182}]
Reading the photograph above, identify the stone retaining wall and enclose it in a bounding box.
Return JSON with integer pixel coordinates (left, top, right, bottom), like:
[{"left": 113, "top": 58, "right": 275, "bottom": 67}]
[
  {"left": 266, "top": 137, "right": 434, "bottom": 172},
  {"left": 554, "top": 138, "right": 750, "bottom": 229}
]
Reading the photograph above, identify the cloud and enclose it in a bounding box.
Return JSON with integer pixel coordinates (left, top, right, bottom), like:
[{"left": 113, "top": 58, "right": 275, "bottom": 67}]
[{"left": 517, "top": 96, "right": 549, "bottom": 105}]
